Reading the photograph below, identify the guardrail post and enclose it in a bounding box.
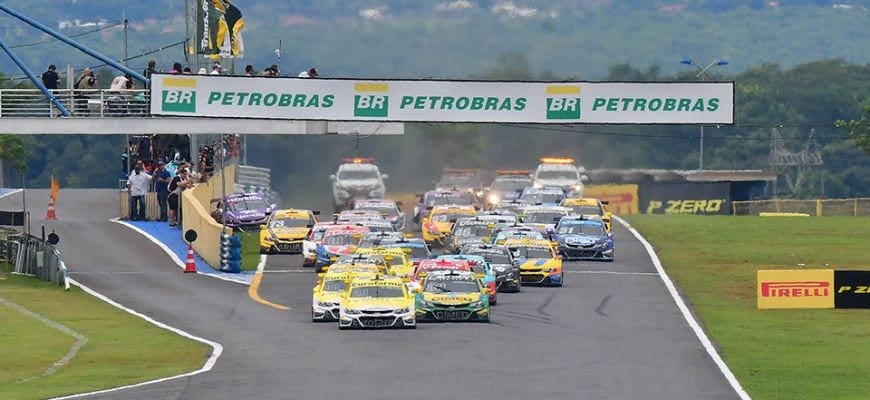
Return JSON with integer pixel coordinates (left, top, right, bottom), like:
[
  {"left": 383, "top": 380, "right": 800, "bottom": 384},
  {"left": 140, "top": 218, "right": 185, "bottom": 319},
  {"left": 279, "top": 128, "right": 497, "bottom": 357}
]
[{"left": 816, "top": 199, "right": 822, "bottom": 217}]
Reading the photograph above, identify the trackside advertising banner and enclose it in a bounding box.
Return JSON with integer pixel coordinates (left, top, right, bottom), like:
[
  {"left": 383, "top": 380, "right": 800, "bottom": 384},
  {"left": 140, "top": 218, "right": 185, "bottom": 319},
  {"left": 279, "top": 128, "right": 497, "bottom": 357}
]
[
  {"left": 757, "top": 270, "right": 870, "bottom": 309},
  {"left": 150, "top": 74, "right": 734, "bottom": 124}
]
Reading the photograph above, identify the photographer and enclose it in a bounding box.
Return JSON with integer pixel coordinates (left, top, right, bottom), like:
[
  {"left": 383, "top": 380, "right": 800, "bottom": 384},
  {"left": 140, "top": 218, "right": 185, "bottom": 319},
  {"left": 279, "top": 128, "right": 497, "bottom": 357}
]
[{"left": 74, "top": 68, "right": 97, "bottom": 116}]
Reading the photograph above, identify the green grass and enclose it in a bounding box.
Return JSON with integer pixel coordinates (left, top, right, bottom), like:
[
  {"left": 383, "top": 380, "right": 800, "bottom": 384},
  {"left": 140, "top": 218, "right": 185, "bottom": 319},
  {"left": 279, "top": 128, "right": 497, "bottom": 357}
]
[
  {"left": 0, "top": 272, "right": 211, "bottom": 400},
  {"left": 239, "top": 231, "right": 260, "bottom": 271},
  {"left": 623, "top": 215, "right": 870, "bottom": 400}
]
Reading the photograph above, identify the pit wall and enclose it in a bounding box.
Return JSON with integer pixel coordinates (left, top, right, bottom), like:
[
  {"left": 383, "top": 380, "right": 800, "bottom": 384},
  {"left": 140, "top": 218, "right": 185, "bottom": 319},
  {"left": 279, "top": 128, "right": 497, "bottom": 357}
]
[{"left": 182, "top": 162, "right": 236, "bottom": 268}]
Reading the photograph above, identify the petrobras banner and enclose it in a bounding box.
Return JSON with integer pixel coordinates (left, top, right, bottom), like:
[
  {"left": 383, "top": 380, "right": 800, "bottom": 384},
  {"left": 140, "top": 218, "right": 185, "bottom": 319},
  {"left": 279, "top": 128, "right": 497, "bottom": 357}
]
[{"left": 150, "top": 74, "right": 734, "bottom": 124}]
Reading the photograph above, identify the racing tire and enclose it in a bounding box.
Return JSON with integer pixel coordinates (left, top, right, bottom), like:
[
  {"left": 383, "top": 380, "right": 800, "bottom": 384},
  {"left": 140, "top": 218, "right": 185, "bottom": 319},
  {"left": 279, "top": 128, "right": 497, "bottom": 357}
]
[
  {"left": 552, "top": 273, "right": 564, "bottom": 287},
  {"left": 338, "top": 324, "right": 348, "bottom": 330},
  {"left": 315, "top": 265, "right": 325, "bottom": 274},
  {"left": 490, "top": 293, "right": 497, "bottom": 306}
]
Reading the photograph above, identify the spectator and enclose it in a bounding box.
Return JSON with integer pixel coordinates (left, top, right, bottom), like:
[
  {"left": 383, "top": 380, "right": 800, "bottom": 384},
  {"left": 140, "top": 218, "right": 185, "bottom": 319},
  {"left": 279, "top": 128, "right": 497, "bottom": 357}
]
[
  {"left": 74, "top": 68, "right": 97, "bottom": 116},
  {"left": 298, "top": 67, "right": 318, "bottom": 78},
  {"left": 143, "top": 60, "right": 156, "bottom": 88},
  {"left": 127, "top": 164, "right": 152, "bottom": 221},
  {"left": 245, "top": 64, "right": 255, "bottom": 76},
  {"left": 170, "top": 62, "right": 183, "bottom": 74},
  {"left": 182, "top": 67, "right": 192, "bottom": 74},
  {"left": 197, "top": 67, "right": 208, "bottom": 75},
  {"left": 167, "top": 168, "right": 193, "bottom": 227},
  {"left": 210, "top": 63, "right": 223, "bottom": 75},
  {"left": 41, "top": 64, "right": 60, "bottom": 117},
  {"left": 153, "top": 161, "right": 171, "bottom": 222}
]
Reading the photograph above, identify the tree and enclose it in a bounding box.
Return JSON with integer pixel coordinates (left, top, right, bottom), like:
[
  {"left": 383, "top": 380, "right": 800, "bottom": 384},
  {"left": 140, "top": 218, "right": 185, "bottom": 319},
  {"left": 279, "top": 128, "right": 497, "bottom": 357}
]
[
  {"left": 836, "top": 104, "right": 870, "bottom": 154},
  {"left": 0, "top": 134, "right": 28, "bottom": 187}
]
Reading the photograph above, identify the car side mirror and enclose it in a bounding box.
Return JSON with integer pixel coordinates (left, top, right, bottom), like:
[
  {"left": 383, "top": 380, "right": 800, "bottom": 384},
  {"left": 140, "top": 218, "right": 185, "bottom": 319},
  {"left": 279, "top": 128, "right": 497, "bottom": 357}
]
[
  {"left": 329, "top": 174, "right": 336, "bottom": 181},
  {"left": 601, "top": 200, "right": 609, "bottom": 205}
]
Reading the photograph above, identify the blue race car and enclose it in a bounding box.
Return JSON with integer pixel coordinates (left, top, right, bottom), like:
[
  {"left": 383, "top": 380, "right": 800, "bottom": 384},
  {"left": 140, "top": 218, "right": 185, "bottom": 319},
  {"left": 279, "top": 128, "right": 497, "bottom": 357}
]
[{"left": 553, "top": 216, "right": 613, "bottom": 261}]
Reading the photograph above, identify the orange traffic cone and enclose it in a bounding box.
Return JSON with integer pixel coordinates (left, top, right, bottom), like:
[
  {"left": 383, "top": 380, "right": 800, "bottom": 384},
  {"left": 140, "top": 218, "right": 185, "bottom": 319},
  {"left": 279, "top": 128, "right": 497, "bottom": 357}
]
[
  {"left": 184, "top": 244, "right": 197, "bottom": 273},
  {"left": 46, "top": 197, "right": 57, "bottom": 220}
]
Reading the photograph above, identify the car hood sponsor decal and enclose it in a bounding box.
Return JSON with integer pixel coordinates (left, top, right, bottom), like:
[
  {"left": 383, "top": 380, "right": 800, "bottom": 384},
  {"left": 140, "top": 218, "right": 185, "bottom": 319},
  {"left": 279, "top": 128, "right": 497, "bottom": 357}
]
[
  {"left": 424, "top": 293, "right": 480, "bottom": 305},
  {"left": 345, "top": 298, "right": 407, "bottom": 309},
  {"left": 271, "top": 227, "right": 309, "bottom": 237}
]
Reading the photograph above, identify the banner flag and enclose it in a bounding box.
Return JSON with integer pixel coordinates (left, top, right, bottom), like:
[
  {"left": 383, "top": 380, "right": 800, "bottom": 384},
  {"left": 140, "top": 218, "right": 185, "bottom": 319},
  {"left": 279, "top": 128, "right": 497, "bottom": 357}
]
[
  {"left": 50, "top": 175, "right": 59, "bottom": 202},
  {"left": 196, "top": 0, "right": 245, "bottom": 58}
]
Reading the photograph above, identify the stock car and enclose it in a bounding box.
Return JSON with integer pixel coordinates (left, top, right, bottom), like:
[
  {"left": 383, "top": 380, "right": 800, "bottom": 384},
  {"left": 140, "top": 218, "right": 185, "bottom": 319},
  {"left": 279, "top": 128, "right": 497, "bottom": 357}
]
[
  {"left": 358, "top": 231, "right": 408, "bottom": 248},
  {"left": 339, "top": 275, "right": 416, "bottom": 329},
  {"left": 421, "top": 205, "right": 477, "bottom": 247},
  {"left": 314, "top": 225, "right": 369, "bottom": 273},
  {"left": 490, "top": 229, "right": 547, "bottom": 246},
  {"left": 519, "top": 187, "right": 567, "bottom": 206},
  {"left": 409, "top": 259, "right": 473, "bottom": 291},
  {"left": 492, "top": 199, "right": 533, "bottom": 215},
  {"left": 211, "top": 193, "right": 277, "bottom": 229},
  {"left": 553, "top": 216, "right": 614, "bottom": 261},
  {"left": 328, "top": 255, "right": 388, "bottom": 276},
  {"left": 560, "top": 197, "right": 612, "bottom": 232},
  {"left": 330, "top": 158, "right": 388, "bottom": 212},
  {"left": 415, "top": 270, "right": 490, "bottom": 323},
  {"left": 303, "top": 221, "right": 339, "bottom": 268},
  {"left": 462, "top": 244, "right": 521, "bottom": 293},
  {"left": 504, "top": 238, "right": 564, "bottom": 287},
  {"left": 380, "top": 238, "right": 432, "bottom": 266},
  {"left": 353, "top": 199, "right": 406, "bottom": 231},
  {"left": 259, "top": 208, "right": 318, "bottom": 254},
  {"left": 413, "top": 190, "right": 479, "bottom": 225},
  {"left": 444, "top": 217, "right": 495, "bottom": 254},
  {"left": 437, "top": 254, "right": 497, "bottom": 305},
  {"left": 355, "top": 247, "right": 414, "bottom": 280},
  {"left": 483, "top": 170, "right": 533, "bottom": 209},
  {"left": 532, "top": 157, "right": 587, "bottom": 195},
  {"left": 519, "top": 205, "right": 573, "bottom": 236},
  {"left": 312, "top": 268, "right": 377, "bottom": 322}
]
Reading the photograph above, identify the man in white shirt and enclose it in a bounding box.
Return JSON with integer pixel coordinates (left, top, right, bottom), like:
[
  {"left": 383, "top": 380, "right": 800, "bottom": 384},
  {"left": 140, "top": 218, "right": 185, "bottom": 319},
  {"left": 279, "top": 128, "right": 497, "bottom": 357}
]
[
  {"left": 127, "top": 165, "right": 152, "bottom": 221},
  {"left": 298, "top": 67, "right": 318, "bottom": 78}
]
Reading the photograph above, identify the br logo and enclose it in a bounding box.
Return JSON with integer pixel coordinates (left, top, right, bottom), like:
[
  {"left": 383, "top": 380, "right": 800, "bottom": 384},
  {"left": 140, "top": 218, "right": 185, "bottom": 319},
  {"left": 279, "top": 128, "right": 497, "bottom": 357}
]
[
  {"left": 545, "top": 85, "right": 581, "bottom": 120},
  {"left": 161, "top": 78, "right": 197, "bottom": 113},
  {"left": 354, "top": 83, "right": 389, "bottom": 118}
]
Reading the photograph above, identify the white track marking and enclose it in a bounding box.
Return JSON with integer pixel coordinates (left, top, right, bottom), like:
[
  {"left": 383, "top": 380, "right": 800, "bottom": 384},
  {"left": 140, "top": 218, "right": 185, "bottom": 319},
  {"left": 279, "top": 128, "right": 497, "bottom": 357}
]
[
  {"left": 614, "top": 216, "right": 751, "bottom": 400},
  {"left": 256, "top": 254, "right": 267, "bottom": 273},
  {"left": 0, "top": 296, "right": 88, "bottom": 380},
  {"left": 110, "top": 219, "right": 250, "bottom": 285},
  {"left": 47, "top": 278, "right": 224, "bottom": 400},
  {"left": 565, "top": 270, "right": 657, "bottom": 276},
  {"left": 263, "top": 269, "right": 310, "bottom": 273}
]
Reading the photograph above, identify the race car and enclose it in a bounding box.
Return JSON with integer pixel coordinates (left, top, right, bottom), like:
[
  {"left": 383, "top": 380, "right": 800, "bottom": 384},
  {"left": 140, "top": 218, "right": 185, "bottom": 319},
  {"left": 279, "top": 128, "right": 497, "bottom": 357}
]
[
  {"left": 421, "top": 205, "right": 477, "bottom": 247},
  {"left": 489, "top": 225, "right": 548, "bottom": 246},
  {"left": 330, "top": 158, "right": 388, "bottom": 212},
  {"left": 504, "top": 238, "right": 563, "bottom": 287},
  {"left": 560, "top": 197, "right": 612, "bottom": 232},
  {"left": 553, "top": 216, "right": 614, "bottom": 261},
  {"left": 409, "top": 259, "right": 473, "bottom": 288},
  {"left": 353, "top": 199, "right": 406, "bottom": 231},
  {"left": 519, "top": 187, "right": 567, "bottom": 206},
  {"left": 492, "top": 199, "right": 533, "bottom": 215},
  {"left": 444, "top": 217, "right": 495, "bottom": 254},
  {"left": 483, "top": 170, "right": 533, "bottom": 209},
  {"left": 302, "top": 221, "right": 339, "bottom": 268},
  {"left": 532, "top": 157, "right": 587, "bottom": 195},
  {"left": 461, "top": 244, "right": 521, "bottom": 293},
  {"left": 312, "top": 268, "right": 376, "bottom": 322},
  {"left": 358, "top": 231, "right": 408, "bottom": 248},
  {"left": 334, "top": 209, "right": 386, "bottom": 224},
  {"left": 415, "top": 270, "right": 490, "bottom": 323},
  {"left": 339, "top": 275, "right": 416, "bottom": 329},
  {"left": 437, "top": 254, "right": 497, "bottom": 305},
  {"left": 413, "top": 190, "right": 479, "bottom": 225},
  {"left": 434, "top": 168, "right": 484, "bottom": 194},
  {"left": 328, "top": 254, "right": 389, "bottom": 276},
  {"left": 519, "top": 205, "right": 573, "bottom": 237},
  {"left": 379, "top": 238, "right": 432, "bottom": 266},
  {"left": 314, "top": 224, "right": 369, "bottom": 273},
  {"left": 259, "top": 208, "right": 318, "bottom": 254},
  {"left": 211, "top": 193, "right": 277, "bottom": 229},
  {"left": 355, "top": 247, "right": 414, "bottom": 280}
]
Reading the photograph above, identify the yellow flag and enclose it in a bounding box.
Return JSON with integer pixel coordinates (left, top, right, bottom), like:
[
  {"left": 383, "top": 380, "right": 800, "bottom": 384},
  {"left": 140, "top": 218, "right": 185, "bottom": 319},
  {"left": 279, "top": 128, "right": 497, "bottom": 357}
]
[{"left": 50, "top": 175, "right": 60, "bottom": 202}]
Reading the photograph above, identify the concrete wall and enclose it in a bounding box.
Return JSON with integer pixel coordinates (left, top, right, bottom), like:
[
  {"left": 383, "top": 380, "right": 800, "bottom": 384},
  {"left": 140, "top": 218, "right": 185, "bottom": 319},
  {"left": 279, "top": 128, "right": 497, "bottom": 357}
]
[{"left": 182, "top": 163, "right": 237, "bottom": 268}]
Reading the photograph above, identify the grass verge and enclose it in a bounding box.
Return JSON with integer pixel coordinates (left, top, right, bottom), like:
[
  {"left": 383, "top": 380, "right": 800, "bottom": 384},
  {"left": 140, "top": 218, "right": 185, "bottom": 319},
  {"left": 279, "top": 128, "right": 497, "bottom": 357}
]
[
  {"left": 623, "top": 215, "right": 870, "bottom": 400},
  {"left": 239, "top": 231, "right": 260, "bottom": 271},
  {"left": 0, "top": 269, "right": 211, "bottom": 400}
]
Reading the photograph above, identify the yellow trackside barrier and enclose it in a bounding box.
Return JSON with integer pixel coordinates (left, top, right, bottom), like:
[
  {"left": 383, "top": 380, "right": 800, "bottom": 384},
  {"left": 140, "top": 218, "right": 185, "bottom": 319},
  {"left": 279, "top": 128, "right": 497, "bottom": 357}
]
[
  {"left": 182, "top": 163, "right": 237, "bottom": 268},
  {"left": 733, "top": 198, "right": 870, "bottom": 216}
]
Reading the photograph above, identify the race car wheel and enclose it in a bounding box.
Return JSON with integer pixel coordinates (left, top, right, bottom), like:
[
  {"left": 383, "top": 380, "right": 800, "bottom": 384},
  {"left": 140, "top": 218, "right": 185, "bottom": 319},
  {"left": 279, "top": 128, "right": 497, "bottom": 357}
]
[
  {"left": 315, "top": 265, "right": 325, "bottom": 274},
  {"left": 490, "top": 293, "right": 498, "bottom": 306},
  {"left": 553, "top": 273, "right": 564, "bottom": 287}
]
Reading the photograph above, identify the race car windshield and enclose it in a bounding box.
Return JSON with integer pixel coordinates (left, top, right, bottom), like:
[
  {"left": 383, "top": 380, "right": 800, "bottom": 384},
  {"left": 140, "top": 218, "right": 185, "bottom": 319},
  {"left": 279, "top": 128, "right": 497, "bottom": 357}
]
[
  {"left": 523, "top": 212, "right": 565, "bottom": 224},
  {"left": 557, "top": 223, "right": 606, "bottom": 236},
  {"left": 323, "top": 233, "right": 360, "bottom": 246},
  {"left": 425, "top": 279, "right": 480, "bottom": 293},
  {"left": 521, "top": 192, "right": 563, "bottom": 204},
  {"left": 536, "top": 170, "right": 578, "bottom": 180},
  {"left": 338, "top": 169, "right": 379, "bottom": 180},
  {"left": 359, "top": 235, "right": 402, "bottom": 247},
  {"left": 269, "top": 218, "right": 310, "bottom": 228},
  {"left": 566, "top": 205, "right": 602, "bottom": 215},
  {"left": 311, "top": 227, "right": 329, "bottom": 241},
  {"left": 356, "top": 204, "right": 399, "bottom": 217},
  {"left": 322, "top": 280, "right": 346, "bottom": 292},
  {"left": 349, "top": 285, "right": 405, "bottom": 298},
  {"left": 453, "top": 226, "right": 491, "bottom": 237},
  {"left": 225, "top": 197, "right": 268, "bottom": 212},
  {"left": 428, "top": 194, "right": 474, "bottom": 207},
  {"left": 510, "top": 247, "right": 552, "bottom": 259},
  {"left": 491, "top": 178, "right": 531, "bottom": 191},
  {"left": 466, "top": 252, "right": 510, "bottom": 265},
  {"left": 432, "top": 213, "right": 472, "bottom": 223}
]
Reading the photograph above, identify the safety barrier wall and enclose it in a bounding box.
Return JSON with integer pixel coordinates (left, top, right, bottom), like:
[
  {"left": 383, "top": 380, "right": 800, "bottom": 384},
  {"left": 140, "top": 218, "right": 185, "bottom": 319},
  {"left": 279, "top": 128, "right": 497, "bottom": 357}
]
[
  {"left": 1, "top": 227, "right": 67, "bottom": 286},
  {"left": 182, "top": 163, "right": 236, "bottom": 268},
  {"left": 732, "top": 198, "right": 870, "bottom": 216}
]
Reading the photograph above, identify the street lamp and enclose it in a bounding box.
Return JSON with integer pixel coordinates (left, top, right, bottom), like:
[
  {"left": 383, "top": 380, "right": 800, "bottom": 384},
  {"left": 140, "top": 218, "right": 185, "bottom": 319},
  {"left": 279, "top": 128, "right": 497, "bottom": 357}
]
[{"left": 680, "top": 57, "right": 728, "bottom": 171}]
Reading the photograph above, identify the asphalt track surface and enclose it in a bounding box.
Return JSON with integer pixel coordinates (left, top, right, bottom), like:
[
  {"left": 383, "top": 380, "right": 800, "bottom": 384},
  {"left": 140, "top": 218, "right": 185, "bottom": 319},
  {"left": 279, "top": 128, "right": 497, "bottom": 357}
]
[{"left": 5, "top": 189, "right": 738, "bottom": 400}]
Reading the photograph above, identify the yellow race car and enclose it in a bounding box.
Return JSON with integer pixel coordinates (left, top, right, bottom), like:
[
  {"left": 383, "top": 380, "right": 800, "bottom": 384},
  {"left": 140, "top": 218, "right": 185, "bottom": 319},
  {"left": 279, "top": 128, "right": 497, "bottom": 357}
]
[
  {"left": 311, "top": 269, "right": 375, "bottom": 322},
  {"left": 421, "top": 205, "right": 477, "bottom": 246},
  {"left": 559, "top": 197, "right": 611, "bottom": 232},
  {"left": 355, "top": 247, "right": 414, "bottom": 280},
  {"left": 259, "top": 208, "right": 318, "bottom": 254},
  {"left": 339, "top": 275, "right": 416, "bottom": 329},
  {"left": 504, "top": 238, "right": 563, "bottom": 287}
]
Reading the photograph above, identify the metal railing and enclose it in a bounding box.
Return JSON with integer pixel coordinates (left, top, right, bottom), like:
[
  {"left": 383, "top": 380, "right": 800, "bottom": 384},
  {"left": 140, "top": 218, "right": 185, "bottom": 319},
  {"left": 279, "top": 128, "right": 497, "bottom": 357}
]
[
  {"left": 1, "top": 227, "right": 68, "bottom": 288},
  {"left": 0, "top": 88, "right": 150, "bottom": 118},
  {"left": 732, "top": 198, "right": 870, "bottom": 216}
]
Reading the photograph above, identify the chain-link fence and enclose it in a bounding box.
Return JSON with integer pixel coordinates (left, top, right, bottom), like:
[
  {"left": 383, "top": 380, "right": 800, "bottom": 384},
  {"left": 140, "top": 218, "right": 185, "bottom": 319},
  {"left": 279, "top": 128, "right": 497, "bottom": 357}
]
[
  {"left": 1, "top": 227, "right": 68, "bottom": 288},
  {"left": 732, "top": 198, "right": 870, "bottom": 216}
]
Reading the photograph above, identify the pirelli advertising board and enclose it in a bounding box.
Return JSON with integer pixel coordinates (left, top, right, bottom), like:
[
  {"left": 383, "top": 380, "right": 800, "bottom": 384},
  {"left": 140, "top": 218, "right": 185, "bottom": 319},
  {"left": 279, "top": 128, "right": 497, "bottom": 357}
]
[
  {"left": 639, "top": 182, "right": 731, "bottom": 215},
  {"left": 150, "top": 74, "right": 734, "bottom": 124},
  {"left": 757, "top": 269, "right": 870, "bottom": 309}
]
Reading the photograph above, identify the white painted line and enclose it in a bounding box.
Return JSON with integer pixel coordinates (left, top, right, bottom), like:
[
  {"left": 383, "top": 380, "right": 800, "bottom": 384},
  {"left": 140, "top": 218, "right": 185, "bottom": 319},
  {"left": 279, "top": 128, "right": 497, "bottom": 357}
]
[
  {"left": 263, "top": 269, "right": 310, "bottom": 273},
  {"left": 565, "top": 270, "right": 657, "bottom": 276},
  {"left": 47, "top": 278, "right": 224, "bottom": 400},
  {"left": 256, "top": 254, "right": 267, "bottom": 273},
  {"left": 0, "top": 296, "right": 88, "bottom": 380},
  {"left": 614, "top": 216, "right": 751, "bottom": 400},
  {"left": 110, "top": 219, "right": 250, "bottom": 286}
]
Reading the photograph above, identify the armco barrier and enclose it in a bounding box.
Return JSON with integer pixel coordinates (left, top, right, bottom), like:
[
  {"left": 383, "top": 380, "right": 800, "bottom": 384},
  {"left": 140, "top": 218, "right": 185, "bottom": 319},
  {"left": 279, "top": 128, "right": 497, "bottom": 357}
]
[
  {"left": 182, "top": 162, "right": 237, "bottom": 269},
  {"left": 733, "top": 198, "right": 870, "bottom": 216}
]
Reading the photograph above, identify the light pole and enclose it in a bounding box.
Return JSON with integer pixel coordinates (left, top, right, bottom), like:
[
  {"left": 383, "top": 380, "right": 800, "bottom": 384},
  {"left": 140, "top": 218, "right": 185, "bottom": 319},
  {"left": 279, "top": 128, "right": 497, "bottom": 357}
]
[{"left": 680, "top": 57, "right": 727, "bottom": 171}]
